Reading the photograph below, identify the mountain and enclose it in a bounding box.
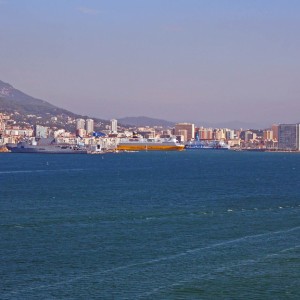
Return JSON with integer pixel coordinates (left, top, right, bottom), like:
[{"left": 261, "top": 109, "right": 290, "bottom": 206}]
[
  {"left": 0, "top": 80, "right": 109, "bottom": 130},
  {"left": 118, "top": 116, "right": 265, "bottom": 130},
  {"left": 0, "top": 80, "right": 73, "bottom": 117},
  {"left": 118, "top": 116, "right": 175, "bottom": 128},
  {"left": 0, "top": 80, "right": 269, "bottom": 131},
  {"left": 195, "top": 120, "right": 267, "bottom": 130}
]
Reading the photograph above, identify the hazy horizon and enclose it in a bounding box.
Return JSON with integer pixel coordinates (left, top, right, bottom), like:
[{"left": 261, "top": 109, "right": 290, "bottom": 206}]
[{"left": 0, "top": 0, "right": 299, "bottom": 126}]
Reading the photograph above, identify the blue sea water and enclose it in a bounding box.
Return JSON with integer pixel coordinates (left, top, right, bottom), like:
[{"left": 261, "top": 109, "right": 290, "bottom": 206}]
[{"left": 0, "top": 151, "right": 300, "bottom": 299}]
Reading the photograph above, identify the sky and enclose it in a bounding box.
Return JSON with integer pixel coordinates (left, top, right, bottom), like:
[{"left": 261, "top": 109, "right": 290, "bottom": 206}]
[{"left": 0, "top": 0, "right": 300, "bottom": 127}]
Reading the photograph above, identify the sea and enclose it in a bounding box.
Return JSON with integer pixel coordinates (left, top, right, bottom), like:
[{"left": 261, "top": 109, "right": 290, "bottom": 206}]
[{"left": 1, "top": 151, "right": 300, "bottom": 299}]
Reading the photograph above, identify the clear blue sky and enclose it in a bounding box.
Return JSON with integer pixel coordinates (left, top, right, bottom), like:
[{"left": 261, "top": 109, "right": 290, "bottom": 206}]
[{"left": 1, "top": 0, "right": 300, "bottom": 126}]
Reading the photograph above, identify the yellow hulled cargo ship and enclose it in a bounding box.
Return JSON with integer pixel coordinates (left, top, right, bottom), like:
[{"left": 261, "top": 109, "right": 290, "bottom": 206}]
[{"left": 117, "top": 137, "right": 185, "bottom": 151}]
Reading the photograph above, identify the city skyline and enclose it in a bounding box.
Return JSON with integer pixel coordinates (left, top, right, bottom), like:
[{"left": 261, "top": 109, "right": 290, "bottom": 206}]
[{"left": 1, "top": 0, "right": 300, "bottom": 127}]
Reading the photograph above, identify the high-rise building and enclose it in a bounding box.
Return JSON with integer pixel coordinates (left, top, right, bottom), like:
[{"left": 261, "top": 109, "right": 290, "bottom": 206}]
[
  {"left": 86, "top": 119, "right": 94, "bottom": 135},
  {"left": 263, "top": 130, "right": 273, "bottom": 141},
  {"left": 214, "top": 129, "right": 226, "bottom": 140},
  {"left": 197, "top": 127, "right": 213, "bottom": 140},
  {"left": 244, "top": 130, "right": 254, "bottom": 142},
  {"left": 226, "top": 129, "right": 235, "bottom": 140},
  {"left": 110, "top": 119, "right": 117, "bottom": 133},
  {"left": 178, "top": 129, "right": 188, "bottom": 142},
  {"left": 278, "top": 124, "right": 300, "bottom": 150},
  {"left": 76, "top": 118, "right": 85, "bottom": 130},
  {"left": 272, "top": 124, "right": 279, "bottom": 141},
  {"left": 175, "top": 123, "right": 195, "bottom": 141}
]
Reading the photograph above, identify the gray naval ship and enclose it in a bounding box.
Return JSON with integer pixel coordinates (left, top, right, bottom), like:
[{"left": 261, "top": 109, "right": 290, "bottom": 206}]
[{"left": 6, "top": 138, "right": 87, "bottom": 154}]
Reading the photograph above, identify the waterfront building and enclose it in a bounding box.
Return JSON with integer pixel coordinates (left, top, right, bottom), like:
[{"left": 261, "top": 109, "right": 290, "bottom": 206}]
[
  {"left": 214, "top": 129, "right": 226, "bottom": 140},
  {"left": 111, "top": 119, "right": 118, "bottom": 133},
  {"left": 175, "top": 123, "right": 195, "bottom": 141},
  {"left": 235, "top": 129, "right": 242, "bottom": 139},
  {"left": 178, "top": 129, "right": 188, "bottom": 142},
  {"left": 76, "top": 128, "right": 86, "bottom": 138},
  {"left": 263, "top": 130, "right": 273, "bottom": 141},
  {"left": 53, "top": 129, "right": 66, "bottom": 138},
  {"left": 272, "top": 124, "right": 279, "bottom": 141},
  {"left": 138, "top": 130, "right": 155, "bottom": 139},
  {"left": 278, "top": 124, "right": 300, "bottom": 150},
  {"left": 197, "top": 127, "right": 213, "bottom": 140},
  {"left": 5, "top": 128, "right": 34, "bottom": 137},
  {"left": 244, "top": 131, "right": 254, "bottom": 142},
  {"left": 227, "top": 139, "right": 241, "bottom": 147},
  {"left": 162, "top": 129, "right": 172, "bottom": 136},
  {"left": 86, "top": 119, "right": 94, "bottom": 135},
  {"left": 35, "top": 125, "right": 48, "bottom": 138},
  {"left": 76, "top": 118, "right": 85, "bottom": 130},
  {"left": 226, "top": 129, "right": 235, "bottom": 140}
]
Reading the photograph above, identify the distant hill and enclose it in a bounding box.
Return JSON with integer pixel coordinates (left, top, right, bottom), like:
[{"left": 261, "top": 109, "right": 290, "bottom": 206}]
[
  {"left": 118, "top": 116, "right": 175, "bottom": 128},
  {"left": 0, "top": 80, "right": 109, "bottom": 131},
  {"left": 118, "top": 116, "right": 265, "bottom": 130},
  {"left": 0, "top": 80, "right": 268, "bottom": 131},
  {"left": 0, "top": 80, "right": 74, "bottom": 117},
  {"left": 197, "top": 120, "right": 266, "bottom": 130}
]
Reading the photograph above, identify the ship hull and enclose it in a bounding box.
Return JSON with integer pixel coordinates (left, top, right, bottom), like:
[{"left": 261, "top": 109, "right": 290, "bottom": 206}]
[
  {"left": 8, "top": 148, "right": 87, "bottom": 154},
  {"left": 185, "top": 140, "right": 230, "bottom": 150},
  {"left": 6, "top": 144, "right": 87, "bottom": 154}
]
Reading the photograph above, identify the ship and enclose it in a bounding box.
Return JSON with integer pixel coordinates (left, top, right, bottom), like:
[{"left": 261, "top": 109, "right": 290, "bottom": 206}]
[
  {"left": 117, "top": 136, "right": 185, "bottom": 151},
  {"left": 185, "top": 134, "right": 230, "bottom": 150},
  {"left": 6, "top": 138, "right": 87, "bottom": 154}
]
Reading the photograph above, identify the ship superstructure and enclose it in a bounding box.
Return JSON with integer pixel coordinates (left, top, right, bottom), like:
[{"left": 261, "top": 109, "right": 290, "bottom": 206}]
[
  {"left": 185, "top": 133, "right": 230, "bottom": 150},
  {"left": 6, "top": 138, "right": 87, "bottom": 154}
]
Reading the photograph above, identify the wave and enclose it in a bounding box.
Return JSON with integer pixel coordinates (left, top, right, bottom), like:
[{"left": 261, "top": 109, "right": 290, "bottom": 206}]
[
  {"left": 3, "top": 226, "right": 300, "bottom": 297},
  {"left": 0, "top": 168, "right": 85, "bottom": 174},
  {"left": 139, "top": 243, "right": 300, "bottom": 298}
]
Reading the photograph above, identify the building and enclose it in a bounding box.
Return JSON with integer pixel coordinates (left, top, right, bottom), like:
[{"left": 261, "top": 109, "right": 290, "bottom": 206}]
[
  {"left": 175, "top": 123, "right": 195, "bottom": 141},
  {"left": 86, "top": 119, "right": 94, "bottom": 135},
  {"left": 214, "top": 129, "right": 226, "bottom": 140},
  {"left": 5, "top": 127, "right": 34, "bottom": 138},
  {"left": 197, "top": 127, "right": 213, "bottom": 140},
  {"left": 0, "top": 113, "right": 9, "bottom": 132},
  {"left": 35, "top": 125, "right": 48, "bottom": 138},
  {"left": 0, "top": 119, "right": 5, "bottom": 132},
  {"left": 272, "top": 124, "right": 279, "bottom": 141},
  {"left": 76, "top": 118, "right": 85, "bottom": 130},
  {"left": 76, "top": 128, "right": 86, "bottom": 138},
  {"left": 110, "top": 119, "right": 117, "bottom": 133},
  {"left": 244, "top": 131, "right": 254, "bottom": 142},
  {"left": 263, "top": 130, "right": 273, "bottom": 141},
  {"left": 278, "top": 124, "right": 300, "bottom": 150},
  {"left": 226, "top": 129, "right": 235, "bottom": 140},
  {"left": 138, "top": 130, "right": 155, "bottom": 139},
  {"left": 178, "top": 129, "right": 188, "bottom": 142}
]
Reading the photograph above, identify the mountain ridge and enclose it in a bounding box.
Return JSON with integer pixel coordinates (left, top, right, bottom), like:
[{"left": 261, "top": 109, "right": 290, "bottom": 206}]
[
  {"left": 0, "top": 80, "right": 109, "bottom": 131},
  {"left": 0, "top": 80, "right": 267, "bottom": 130},
  {"left": 119, "top": 116, "right": 264, "bottom": 130},
  {"left": 118, "top": 116, "right": 175, "bottom": 128},
  {"left": 0, "top": 80, "right": 85, "bottom": 118}
]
